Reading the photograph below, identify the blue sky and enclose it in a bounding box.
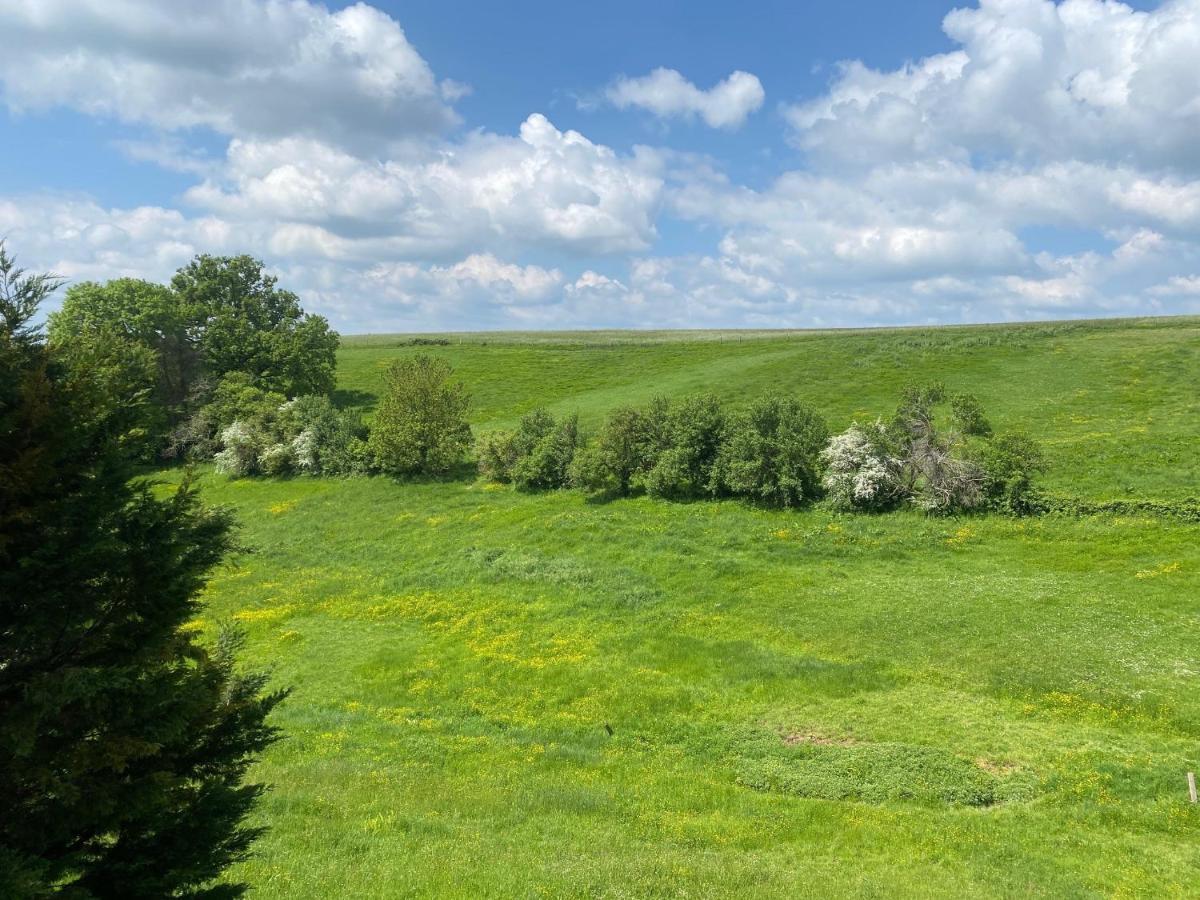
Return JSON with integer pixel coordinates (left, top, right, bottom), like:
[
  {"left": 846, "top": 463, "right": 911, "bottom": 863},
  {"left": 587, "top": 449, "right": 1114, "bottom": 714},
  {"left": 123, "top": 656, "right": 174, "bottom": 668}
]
[{"left": 1, "top": 0, "right": 1197, "bottom": 332}]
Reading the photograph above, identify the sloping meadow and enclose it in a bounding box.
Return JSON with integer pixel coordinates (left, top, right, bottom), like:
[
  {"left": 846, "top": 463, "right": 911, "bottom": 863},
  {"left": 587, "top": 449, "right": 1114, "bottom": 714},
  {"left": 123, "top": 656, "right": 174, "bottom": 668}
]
[{"left": 184, "top": 318, "right": 1199, "bottom": 896}]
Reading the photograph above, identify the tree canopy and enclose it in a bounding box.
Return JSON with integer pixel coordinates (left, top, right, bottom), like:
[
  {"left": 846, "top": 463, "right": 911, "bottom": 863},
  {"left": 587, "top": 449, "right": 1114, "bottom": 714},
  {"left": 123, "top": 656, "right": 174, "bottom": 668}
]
[{"left": 48, "top": 255, "right": 339, "bottom": 454}]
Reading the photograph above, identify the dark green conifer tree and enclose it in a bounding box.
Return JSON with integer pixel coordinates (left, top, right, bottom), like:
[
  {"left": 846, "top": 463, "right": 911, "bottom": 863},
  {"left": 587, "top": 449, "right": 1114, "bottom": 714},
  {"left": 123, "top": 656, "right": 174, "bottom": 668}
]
[{"left": 0, "top": 242, "right": 285, "bottom": 898}]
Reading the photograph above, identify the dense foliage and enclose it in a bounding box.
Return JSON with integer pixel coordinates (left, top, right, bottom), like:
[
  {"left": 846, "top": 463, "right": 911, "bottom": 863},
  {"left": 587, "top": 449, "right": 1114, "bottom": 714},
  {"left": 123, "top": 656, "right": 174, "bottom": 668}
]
[
  {"left": 0, "top": 243, "right": 284, "bottom": 898},
  {"left": 369, "top": 354, "right": 473, "bottom": 476},
  {"left": 643, "top": 394, "right": 726, "bottom": 500},
  {"left": 212, "top": 394, "right": 369, "bottom": 479},
  {"left": 477, "top": 409, "right": 580, "bottom": 491},
  {"left": 822, "top": 384, "right": 1047, "bottom": 514},
  {"left": 476, "top": 385, "right": 1045, "bottom": 514},
  {"left": 821, "top": 421, "right": 905, "bottom": 511},
  {"left": 714, "top": 397, "right": 828, "bottom": 507},
  {"left": 49, "top": 255, "right": 338, "bottom": 455},
  {"left": 568, "top": 400, "right": 671, "bottom": 497},
  {"left": 171, "top": 255, "right": 339, "bottom": 398}
]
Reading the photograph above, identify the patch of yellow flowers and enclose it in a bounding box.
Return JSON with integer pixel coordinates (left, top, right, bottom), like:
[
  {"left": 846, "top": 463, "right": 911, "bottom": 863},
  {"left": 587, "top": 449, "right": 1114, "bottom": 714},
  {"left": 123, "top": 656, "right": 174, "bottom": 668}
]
[{"left": 1135, "top": 561, "right": 1181, "bottom": 579}]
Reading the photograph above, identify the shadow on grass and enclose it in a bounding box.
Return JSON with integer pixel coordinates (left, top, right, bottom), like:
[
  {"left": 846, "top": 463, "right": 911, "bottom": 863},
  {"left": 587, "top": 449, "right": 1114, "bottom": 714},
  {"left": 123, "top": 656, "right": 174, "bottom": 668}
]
[
  {"left": 332, "top": 388, "right": 377, "bottom": 412},
  {"left": 582, "top": 488, "right": 626, "bottom": 505},
  {"left": 384, "top": 460, "right": 480, "bottom": 485}
]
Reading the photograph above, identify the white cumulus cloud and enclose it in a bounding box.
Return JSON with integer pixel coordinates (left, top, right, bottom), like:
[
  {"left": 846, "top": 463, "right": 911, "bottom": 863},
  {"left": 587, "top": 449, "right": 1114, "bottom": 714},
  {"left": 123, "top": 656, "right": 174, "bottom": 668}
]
[
  {"left": 784, "top": 0, "right": 1200, "bottom": 173},
  {"left": 184, "top": 114, "right": 665, "bottom": 259},
  {"left": 605, "top": 68, "right": 765, "bottom": 129},
  {"left": 0, "top": 0, "right": 459, "bottom": 149}
]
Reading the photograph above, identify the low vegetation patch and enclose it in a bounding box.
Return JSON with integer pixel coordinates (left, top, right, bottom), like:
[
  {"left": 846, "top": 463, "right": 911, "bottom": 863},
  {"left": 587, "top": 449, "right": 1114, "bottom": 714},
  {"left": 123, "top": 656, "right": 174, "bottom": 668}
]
[{"left": 735, "top": 740, "right": 1008, "bottom": 807}]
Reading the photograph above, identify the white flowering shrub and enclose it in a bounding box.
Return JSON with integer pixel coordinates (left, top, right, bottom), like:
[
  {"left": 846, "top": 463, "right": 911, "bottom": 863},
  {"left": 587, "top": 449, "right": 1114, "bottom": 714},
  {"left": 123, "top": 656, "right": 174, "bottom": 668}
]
[
  {"left": 259, "top": 442, "right": 295, "bottom": 476},
  {"left": 291, "top": 427, "right": 320, "bottom": 474},
  {"left": 277, "top": 395, "right": 368, "bottom": 476},
  {"left": 213, "top": 421, "right": 263, "bottom": 478},
  {"left": 821, "top": 421, "right": 904, "bottom": 511}
]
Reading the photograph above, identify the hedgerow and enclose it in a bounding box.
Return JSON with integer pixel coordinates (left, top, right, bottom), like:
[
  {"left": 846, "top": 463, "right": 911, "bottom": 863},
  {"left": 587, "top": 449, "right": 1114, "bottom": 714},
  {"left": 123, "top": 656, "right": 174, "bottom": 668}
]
[{"left": 172, "top": 337, "right": 1182, "bottom": 522}]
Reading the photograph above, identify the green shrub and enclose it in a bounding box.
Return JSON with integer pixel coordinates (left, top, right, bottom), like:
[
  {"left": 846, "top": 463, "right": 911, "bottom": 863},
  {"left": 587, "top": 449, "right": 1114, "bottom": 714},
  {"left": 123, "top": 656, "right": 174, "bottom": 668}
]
[
  {"left": 644, "top": 394, "right": 725, "bottom": 500},
  {"left": 570, "top": 399, "right": 670, "bottom": 495},
  {"left": 567, "top": 442, "right": 619, "bottom": 495},
  {"left": 716, "top": 396, "right": 828, "bottom": 507},
  {"left": 972, "top": 432, "right": 1046, "bottom": 512},
  {"left": 369, "top": 354, "right": 472, "bottom": 476},
  {"left": 950, "top": 392, "right": 992, "bottom": 437},
  {"left": 476, "top": 430, "right": 519, "bottom": 482},
  {"left": 512, "top": 415, "right": 579, "bottom": 491},
  {"left": 279, "top": 395, "right": 368, "bottom": 476},
  {"left": 205, "top": 392, "right": 366, "bottom": 478},
  {"left": 476, "top": 408, "right": 557, "bottom": 483},
  {"left": 209, "top": 371, "right": 287, "bottom": 429}
]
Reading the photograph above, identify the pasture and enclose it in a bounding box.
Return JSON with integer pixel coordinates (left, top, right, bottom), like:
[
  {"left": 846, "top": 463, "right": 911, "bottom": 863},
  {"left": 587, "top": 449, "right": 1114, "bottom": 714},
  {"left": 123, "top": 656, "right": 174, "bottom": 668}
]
[{"left": 182, "top": 317, "right": 1199, "bottom": 897}]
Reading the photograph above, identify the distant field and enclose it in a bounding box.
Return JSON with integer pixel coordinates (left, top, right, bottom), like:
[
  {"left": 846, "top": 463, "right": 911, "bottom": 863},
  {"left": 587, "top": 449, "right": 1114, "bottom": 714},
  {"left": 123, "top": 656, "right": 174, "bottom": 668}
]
[
  {"left": 183, "top": 317, "right": 1198, "bottom": 897},
  {"left": 336, "top": 317, "right": 1200, "bottom": 502}
]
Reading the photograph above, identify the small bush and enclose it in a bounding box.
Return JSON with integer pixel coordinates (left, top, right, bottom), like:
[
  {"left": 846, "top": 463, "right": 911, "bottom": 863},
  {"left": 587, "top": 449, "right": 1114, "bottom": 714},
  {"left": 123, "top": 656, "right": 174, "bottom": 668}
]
[
  {"left": 169, "top": 372, "right": 285, "bottom": 462},
  {"left": 369, "top": 355, "right": 471, "bottom": 476},
  {"left": 717, "top": 397, "right": 828, "bottom": 507},
  {"left": 570, "top": 399, "right": 670, "bottom": 496},
  {"left": 476, "top": 430, "right": 519, "bottom": 482},
  {"left": 259, "top": 442, "right": 295, "bottom": 475},
  {"left": 972, "top": 432, "right": 1046, "bottom": 512},
  {"left": 476, "top": 408, "right": 558, "bottom": 483},
  {"left": 277, "top": 395, "right": 367, "bottom": 476},
  {"left": 512, "top": 415, "right": 579, "bottom": 491},
  {"left": 822, "top": 422, "right": 905, "bottom": 511},
  {"left": 214, "top": 420, "right": 264, "bottom": 478},
  {"left": 208, "top": 372, "right": 288, "bottom": 433},
  {"left": 950, "top": 392, "right": 992, "bottom": 437},
  {"left": 644, "top": 394, "right": 725, "bottom": 500}
]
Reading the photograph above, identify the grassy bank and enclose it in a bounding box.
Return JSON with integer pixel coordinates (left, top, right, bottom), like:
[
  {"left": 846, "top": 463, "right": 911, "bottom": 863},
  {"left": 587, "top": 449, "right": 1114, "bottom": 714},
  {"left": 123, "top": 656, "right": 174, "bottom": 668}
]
[{"left": 183, "top": 316, "right": 1198, "bottom": 897}]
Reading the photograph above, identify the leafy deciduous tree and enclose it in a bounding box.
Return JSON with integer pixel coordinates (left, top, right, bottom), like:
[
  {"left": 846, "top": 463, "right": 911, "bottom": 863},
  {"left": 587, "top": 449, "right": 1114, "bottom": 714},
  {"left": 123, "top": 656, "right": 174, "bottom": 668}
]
[
  {"left": 50, "top": 278, "right": 199, "bottom": 420},
  {"left": 369, "top": 354, "right": 472, "bottom": 476},
  {"left": 171, "top": 255, "right": 339, "bottom": 398}
]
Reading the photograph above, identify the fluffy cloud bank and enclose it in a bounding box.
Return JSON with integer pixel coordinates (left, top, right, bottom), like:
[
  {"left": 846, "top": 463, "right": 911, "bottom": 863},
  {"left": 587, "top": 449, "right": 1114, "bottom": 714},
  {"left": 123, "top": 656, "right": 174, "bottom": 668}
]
[
  {"left": 0, "top": 0, "right": 458, "bottom": 148},
  {"left": 1, "top": 0, "right": 1200, "bottom": 330},
  {"left": 185, "top": 115, "right": 664, "bottom": 260},
  {"left": 604, "top": 68, "right": 765, "bottom": 129},
  {"left": 784, "top": 0, "right": 1200, "bottom": 173}
]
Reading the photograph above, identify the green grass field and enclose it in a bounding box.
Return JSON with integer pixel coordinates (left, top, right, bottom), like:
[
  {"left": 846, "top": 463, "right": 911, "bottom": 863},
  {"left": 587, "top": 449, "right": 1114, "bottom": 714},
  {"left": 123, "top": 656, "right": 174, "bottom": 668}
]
[{"left": 184, "top": 317, "right": 1199, "bottom": 897}]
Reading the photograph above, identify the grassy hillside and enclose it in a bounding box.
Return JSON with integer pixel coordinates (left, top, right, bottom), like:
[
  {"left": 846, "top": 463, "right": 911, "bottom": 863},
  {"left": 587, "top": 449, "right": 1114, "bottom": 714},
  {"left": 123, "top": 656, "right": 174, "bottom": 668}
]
[
  {"left": 335, "top": 317, "right": 1200, "bottom": 502},
  {"left": 185, "top": 317, "right": 1198, "bottom": 897}
]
